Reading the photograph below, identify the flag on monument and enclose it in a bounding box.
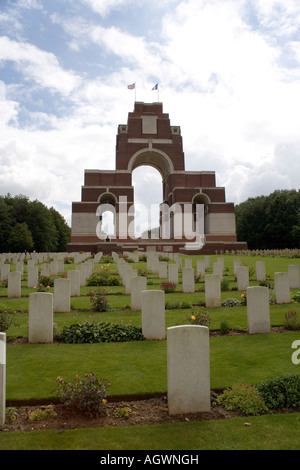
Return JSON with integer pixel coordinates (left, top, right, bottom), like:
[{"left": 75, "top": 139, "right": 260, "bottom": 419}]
[
  {"left": 128, "top": 83, "right": 135, "bottom": 89},
  {"left": 152, "top": 83, "right": 158, "bottom": 90}
]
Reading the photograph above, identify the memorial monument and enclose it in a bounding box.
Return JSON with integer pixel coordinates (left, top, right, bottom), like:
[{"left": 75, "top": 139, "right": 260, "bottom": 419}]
[{"left": 68, "top": 102, "right": 247, "bottom": 254}]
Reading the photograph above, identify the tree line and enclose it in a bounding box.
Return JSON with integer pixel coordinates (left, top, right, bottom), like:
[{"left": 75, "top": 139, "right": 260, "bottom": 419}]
[
  {"left": 0, "top": 194, "right": 71, "bottom": 253},
  {"left": 235, "top": 189, "right": 300, "bottom": 250}
]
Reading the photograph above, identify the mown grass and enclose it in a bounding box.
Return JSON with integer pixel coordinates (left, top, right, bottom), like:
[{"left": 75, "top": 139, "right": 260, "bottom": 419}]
[
  {"left": 0, "top": 412, "right": 299, "bottom": 450},
  {"left": 6, "top": 330, "right": 300, "bottom": 400}
]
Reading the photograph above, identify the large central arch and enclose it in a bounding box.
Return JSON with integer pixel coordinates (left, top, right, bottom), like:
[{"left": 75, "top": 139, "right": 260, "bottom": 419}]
[{"left": 127, "top": 148, "right": 174, "bottom": 180}]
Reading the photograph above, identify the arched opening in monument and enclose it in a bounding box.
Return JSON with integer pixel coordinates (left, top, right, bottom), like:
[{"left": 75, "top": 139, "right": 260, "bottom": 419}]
[
  {"left": 192, "top": 193, "right": 210, "bottom": 235},
  {"left": 97, "top": 193, "right": 117, "bottom": 240},
  {"left": 132, "top": 165, "right": 163, "bottom": 239}
]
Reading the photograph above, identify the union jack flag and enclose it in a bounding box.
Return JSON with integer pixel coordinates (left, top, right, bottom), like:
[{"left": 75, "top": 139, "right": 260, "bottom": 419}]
[
  {"left": 127, "top": 83, "right": 135, "bottom": 89},
  {"left": 152, "top": 83, "right": 158, "bottom": 90}
]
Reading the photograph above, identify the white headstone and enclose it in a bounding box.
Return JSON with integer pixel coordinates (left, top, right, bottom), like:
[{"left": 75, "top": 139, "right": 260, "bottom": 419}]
[
  {"left": 54, "top": 278, "right": 71, "bottom": 312},
  {"left": 205, "top": 274, "right": 221, "bottom": 307},
  {"left": 288, "top": 265, "right": 300, "bottom": 288},
  {"left": 167, "top": 325, "right": 210, "bottom": 415},
  {"left": 141, "top": 290, "right": 165, "bottom": 339},
  {"left": 8, "top": 271, "right": 21, "bottom": 298},
  {"left": 182, "top": 268, "right": 195, "bottom": 293},
  {"left": 247, "top": 286, "right": 270, "bottom": 334},
  {"left": 27, "top": 266, "right": 38, "bottom": 288},
  {"left": 131, "top": 276, "right": 147, "bottom": 310},
  {"left": 256, "top": 261, "right": 266, "bottom": 281},
  {"left": 236, "top": 266, "right": 249, "bottom": 291},
  {"left": 29, "top": 292, "right": 53, "bottom": 343},
  {"left": 67, "top": 270, "right": 80, "bottom": 296},
  {"left": 168, "top": 264, "right": 178, "bottom": 284},
  {"left": 274, "top": 272, "right": 290, "bottom": 304}
]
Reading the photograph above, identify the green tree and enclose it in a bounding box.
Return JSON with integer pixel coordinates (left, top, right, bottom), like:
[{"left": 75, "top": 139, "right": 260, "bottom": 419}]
[
  {"left": 7, "top": 223, "right": 34, "bottom": 252},
  {"left": 235, "top": 189, "right": 300, "bottom": 249},
  {"left": 26, "top": 200, "right": 58, "bottom": 252},
  {"left": 0, "top": 197, "right": 14, "bottom": 252},
  {"left": 49, "top": 207, "right": 71, "bottom": 251}
]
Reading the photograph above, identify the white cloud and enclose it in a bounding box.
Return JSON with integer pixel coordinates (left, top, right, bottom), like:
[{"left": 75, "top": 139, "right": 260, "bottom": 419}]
[
  {"left": 0, "top": 36, "right": 81, "bottom": 96},
  {"left": 80, "top": 0, "right": 137, "bottom": 16}
]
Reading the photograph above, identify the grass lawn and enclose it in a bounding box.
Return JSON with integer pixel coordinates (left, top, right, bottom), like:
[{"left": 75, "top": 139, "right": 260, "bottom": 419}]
[
  {"left": 1, "top": 252, "right": 300, "bottom": 450},
  {"left": 0, "top": 413, "right": 299, "bottom": 450},
  {"left": 6, "top": 330, "right": 300, "bottom": 400}
]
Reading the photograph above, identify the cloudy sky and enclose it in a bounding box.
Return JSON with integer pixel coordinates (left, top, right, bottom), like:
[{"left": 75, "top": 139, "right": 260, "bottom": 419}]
[{"left": 1, "top": 0, "right": 300, "bottom": 233}]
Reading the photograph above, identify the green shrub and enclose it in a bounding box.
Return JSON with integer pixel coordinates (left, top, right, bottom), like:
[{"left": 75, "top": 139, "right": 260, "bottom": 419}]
[
  {"left": 56, "top": 373, "right": 110, "bottom": 416},
  {"left": 160, "top": 282, "right": 177, "bottom": 293},
  {"left": 87, "top": 271, "right": 121, "bottom": 286},
  {"left": 221, "top": 279, "right": 230, "bottom": 291},
  {"left": 0, "top": 306, "right": 18, "bottom": 332},
  {"left": 39, "top": 275, "right": 54, "bottom": 287},
  {"left": 222, "top": 298, "right": 241, "bottom": 307},
  {"left": 57, "top": 321, "right": 144, "bottom": 344},
  {"left": 165, "top": 300, "right": 181, "bottom": 309},
  {"left": 100, "top": 255, "right": 113, "bottom": 264},
  {"left": 284, "top": 311, "right": 300, "bottom": 330},
  {"left": 88, "top": 288, "right": 111, "bottom": 312},
  {"left": 259, "top": 280, "right": 274, "bottom": 289},
  {"left": 217, "top": 383, "right": 268, "bottom": 415},
  {"left": 257, "top": 374, "right": 300, "bottom": 409},
  {"left": 186, "top": 309, "right": 211, "bottom": 327},
  {"left": 220, "top": 320, "right": 231, "bottom": 334},
  {"left": 28, "top": 405, "right": 57, "bottom": 421},
  {"left": 292, "top": 292, "right": 300, "bottom": 303},
  {"left": 181, "top": 301, "right": 191, "bottom": 309}
]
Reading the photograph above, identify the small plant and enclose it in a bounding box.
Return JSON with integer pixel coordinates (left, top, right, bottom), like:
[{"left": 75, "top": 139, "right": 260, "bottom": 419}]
[
  {"left": 217, "top": 383, "right": 268, "bottom": 416},
  {"left": 221, "top": 279, "right": 230, "bottom": 291},
  {"left": 187, "top": 309, "right": 211, "bottom": 327},
  {"left": 257, "top": 374, "right": 300, "bottom": 409},
  {"left": 114, "top": 406, "right": 132, "bottom": 418},
  {"left": 160, "top": 282, "right": 177, "bottom": 293},
  {"left": 34, "top": 283, "right": 51, "bottom": 292},
  {"left": 219, "top": 320, "right": 231, "bottom": 334},
  {"left": 100, "top": 255, "right": 113, "bottom": 264},
  {"left": 222, "top": 298, "right": 241, "bottom": 307},
  {"left": 138, "top": 268, "right": 148, "bottom": 277},
  {"left": 284, "top": 311, "right": 300, "bottom": 330},
  {"left": 240, "top": 292, "right": 247, "bottom": 305},
  {"left": 88, "top": 288, "right": 111, "bottom": 312},
  {"left": 165, "top": 300, "right": 181, "bottom": 309},
  {"left": 56, "top": 373, "right": 110, "bottom": 416},
  {"left": 194, "top": 274, "right": 203, "bottom": 283},
  {"left": 259, "top": 280, "right": 274, "bottom": 289},
  {"left": 292, "top": 292, "right": 300, "bottom": 303},
  {"left": 6, "top": 407, "right": 18, "bottom": 422},
  {"left": 181, "top": 301, "right": 191, "bottom": 309},
  {"left": 0, "top": 306, "right": 18, "bottom": 332},
  {"left": 39, "top": 275, "right": 54, "bottom": 287},
  {"left": 28, "top": 405, "right": 57, "bottom": 421}
]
